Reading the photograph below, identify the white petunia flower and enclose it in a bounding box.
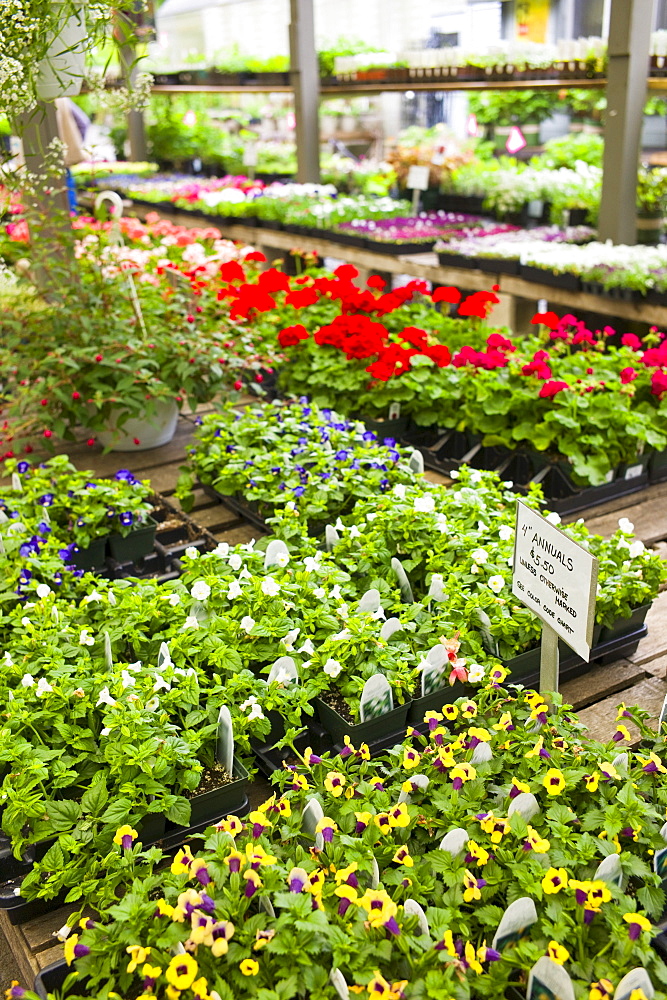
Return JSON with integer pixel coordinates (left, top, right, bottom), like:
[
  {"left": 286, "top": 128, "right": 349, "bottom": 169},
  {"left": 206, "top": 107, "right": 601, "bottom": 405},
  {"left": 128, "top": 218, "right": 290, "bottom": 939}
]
[
  {"left": 471, "top": 548, "right": 488, "bottom": 564},
  {"left": 449, "top": 470, "right": 460, "bottom": 479},
  {"left": 303, "top": 554, "right": 321, "bottom": 573},
  {"left": 330, "top": 584, "right": 342, "bottom": 600},
  {"left": 182, "top": 616, "right": 200, "bottom": 630},
  {"left": 227, "top": 580, "right": 242, "bottom": 600},
  {"left": 21, "top": 673, "right": 34, "bottom": 687},
  {"left": 282, "top": 627, "right": 300, "bottom": 650},
  {"left": 240, "top": 615, "right": 256, "bottom": 633},
  {"left": 248, "top": 703, "right": 264, "bottom": 721},
  {"left": 331, "top": 629, "right": 350, "bottom": 642},
  {"left": 213, "top": 542, "right": 229, "bottom": 557},
  {"left": 488, "top": 575, "right": 505, "bottom": 594},
  {"left": 348, "top": 525, "right": 361, "bottom": 538},
  {"left": 371, "top": 607, "right": 386, "bottom": 621},
  {"left": 228, "top": 553, "right": 242, "bottom": 571},
  {"left": 468, "top": 470, "right": 483, "bottom": 485},
  {"left": 96, "top": 686, "right": 116, "bottom": 707},
  {"left": 334, "top": 518, "right": 344, "bottom": 531},
  {"left": 366, "top": 512, "right": 377, "bottom": 521},
  {"left": 153, "top": 675, "right": 171, "bottom": 692},
  {"left": 126, "top": 661, "right": 142, "bottom": 672},
  {"left": 190, "top": 580, "right": 211, "bottom": 602},
  {"left": 36, "top": 583, "right": 51, "bottom": 599},
  {"left": 338, "top": 603, "right": 349, "bottom": 619},
  {"left": 414, "top": 494, "right": 436, "bottom": 514},
  {"left": 145, "top": 698, "right": 159, "bottom": 712},
  {"left": 3, "top": 652, "right": 13, "bottom": 667},
  {"left": 21, "top": 617, "right": 31, "bottom": 627},
  {"left": 618, "top": 517, "right": 634, "bottom": 534},
  {"left": 393, "top": 484, "right": 407, "bottom": 498},
  {"left": 120, "top": 670, "right": 136, "bottom": 688},
  {"left": 323, "top": 658, "right": 342, "bottom": 678},
  {"left": 100, "top": 727, "right": 111, "bottom": 737},
  {"left": 313, "top": 587, "right": 326, "bottom": 599},
  {"left": 185, "top": 546, "right": 199, "bottom": 560},
  {"left": 261, "top": 577, "right": 280, "bottom": 597},
  {"left": 629, "top": 540, "right": 645, "bottom": 559},
  {"left": 273, "top": 550, "right": 290, "bottom": 567},
  {"left": 298, "top": 638, "right": 315, "bottom": 655},
  {"left": 468, "top": 663, "right": 485, "bottom": 683},
  {"left": 239, "top": 567, "right": 252, "bottom": 579},
  {"left": 168, "top": 593, "right": 181, "bottom": 606},
  {"left": 82, "top": 590, "right": 102, "bottom": 604},
  {"left": 240, "top": 695, "right": 258, "bottom": 711},
  {"left": 545, "top": 511, "right": 561, "bottom": 525},
  {"left": 499, "top": 525, "right": 513, "bottom": 541},
  {"left": 245, "top": 538, "right": 256, "bottom": 551},
  {"left": 79, "top": 629, "right": 95, "bottom": 646}
]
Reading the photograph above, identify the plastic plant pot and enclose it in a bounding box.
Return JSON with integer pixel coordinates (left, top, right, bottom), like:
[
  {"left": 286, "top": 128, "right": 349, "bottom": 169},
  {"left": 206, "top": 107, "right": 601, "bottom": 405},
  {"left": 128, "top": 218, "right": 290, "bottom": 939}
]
[
  {"left": 137, "top": 811, "right": 166, "bottom": 845},
  {"left": 650, "top": 446, "right": 667, "bottom": 483},
  {"left": 407, "top": 680, "right": 464, "bottom": 726},
  {"left": 107, "top": 516, "right": 158, "bottom": 563},
  {"left": 70, "top": 535, "right": 107, "bottom": 571},
  {"left": 172, "top": 756, "right": 249, "bottom": 830},
  {"left": 313, "top": 695, "right": 410, "bottom": 746},
  {"left": 599, "top": 603, "right": 652, "bottom": 644},
  {"left": 359, "top": 414, "right": 410, "bottom": 438}
]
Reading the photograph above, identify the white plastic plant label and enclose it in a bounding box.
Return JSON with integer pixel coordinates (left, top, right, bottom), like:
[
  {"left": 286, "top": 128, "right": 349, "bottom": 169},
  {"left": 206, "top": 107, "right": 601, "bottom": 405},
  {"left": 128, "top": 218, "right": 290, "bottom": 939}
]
[
  {"left": 391, "top": 558, "right": 414, "bottom": 603},
  {"left": 658, "top": 692, "right": 667, "bottom": 733},
  {"left": 594, "top": 853, "right": 622, "bottom": 886},
  {"left": 268, "top": 656, "right": 299, "bottom": 686},
  {"left": 370, "top": 856, "right": 379, "bottom": 889},
  {"left": 471, "top": 742, "right": 493, "bottom": 765},
  {"left": 359, "top": 674, "right": 393, "bottom": 722},
  {"left": 614, "top": 969, "right": 655, "bottom": 1000},
  {"left": 329, "top": 969, "right": 349, "bottom": 1000},
  {"left": 439, "top": 828, "right": 469, "bottom": 856},
  {"left": 408, "top": 449, "right": 424, "bottom": 475},
  {"left": 380, "top": 617, "right": 403, "bottom": 641},
  {"left": 216, "top": 706, "right": 234, "bottom": 775},
  {"left": 358, "top": 588, "right": 381, "bottom": 614},
  {"left": 474, "top": 606, "right": 500, "bottom": 657},
  {"left": 507, "top": 792, "right": 540, "bottom": 822},
  {"left": 398, "top": 773, "right": 429, "bottom": 804},
  {"left": 527, "top": 957, "right": 575, "bottom": 1000},
  {"left": 103, "top": 631, "right": 113, "bottom": 670},
  {"left": 158, "top": 642, "right": 172, "bottom": 670},
  {"left": 492, "top": 897, "right": 538, "bottom": 952},
  {"left": 421, "top": 661, "right": 446, "bottom": 698},
  {"left": 11, "top": 473, "right": 21, "bottom": 492},
  {"left": 404, "top": 899, "right": 430, "bottom": 937},
  {"left": 264, "top": 539, "right": 290, "bottom": 570},
  {"left": 624, "top": 464, "right": 644, "bottom": 480},
  {"left": 428, "top": 573, "right": 446, "bottom": 603},
  {"left": 302, "top": 798, "right": 324, "bottom": 837},
  {"left": 388, "top": 402, "right": 401, "bottom": 420},
  {"left": 325, "top": 525, "right": 340, "bottom": 551},
  {"left": 259, "top": 895, "right": 275, "bottom": 918},
  {"left": 612, "top": 752, "right": 629, "bottom": 771},
  {"left": 505, "top": 126, "right": 526, "bottom": 154}
]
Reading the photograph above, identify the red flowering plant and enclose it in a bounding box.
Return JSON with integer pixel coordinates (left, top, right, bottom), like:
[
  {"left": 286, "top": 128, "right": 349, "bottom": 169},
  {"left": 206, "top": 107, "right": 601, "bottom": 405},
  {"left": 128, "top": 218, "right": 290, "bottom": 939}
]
[{"left": 0, "top": 213, "right": 275, "bottom": 453}]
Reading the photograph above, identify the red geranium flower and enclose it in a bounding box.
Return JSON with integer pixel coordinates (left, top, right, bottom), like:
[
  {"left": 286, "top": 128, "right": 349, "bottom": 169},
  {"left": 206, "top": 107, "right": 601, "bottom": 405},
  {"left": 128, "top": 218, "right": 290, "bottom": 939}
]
[
  {"left": 278, "top": 325, "right": 310, "bottom": 348},
  {"left": 621, "top": 333, "right": 642, "bottom": 350},
  {"left": 432, "top": 286, "right": 461, "bottom": 304},
  {"left": 367, "top": 275, "right": 386, "bottom": 290},
  {"left": 423, "top": 344, "right": 451, "bottom": 368},
  {"left": 539, "top": 380, "right": 569, "bottom": 398},
  {"left": 334, "top": 264, "right": 359, "bottom": 281},
  {"left": 458, "top": 290, "right": 499, "bottom": 319},
  {"left": 531, "top": 310, "right": 560, "bottom": 330},
  {"left": 486, "top": 332, "right": 514, "bottom": 351},
  {"left": 258, "top": 268, "right": 290, "bottom": 294},
  {"left": 285, "top": 287, "right": 320, "bottom": 309},
  {"left": 219, "top": 261, "right": 246, "bottom": 283},
  {"left": 651, "top": 369, "right": 667, "bottom": 396},
  {"left": 620, "top": 367, "right": 637, "bottom": 384},
  {"left": 244, "top": 251, "right": 266, "bottom": 263}
]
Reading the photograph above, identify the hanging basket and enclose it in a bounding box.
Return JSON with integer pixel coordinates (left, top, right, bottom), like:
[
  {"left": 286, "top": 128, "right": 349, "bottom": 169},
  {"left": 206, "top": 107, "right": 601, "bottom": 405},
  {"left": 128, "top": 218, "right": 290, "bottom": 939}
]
[
  {"left": 36, "top": 0, "right": 88, "bottom": 101},
  {"left": 94, "top": 399, "right": 179, "bottom": 452}
]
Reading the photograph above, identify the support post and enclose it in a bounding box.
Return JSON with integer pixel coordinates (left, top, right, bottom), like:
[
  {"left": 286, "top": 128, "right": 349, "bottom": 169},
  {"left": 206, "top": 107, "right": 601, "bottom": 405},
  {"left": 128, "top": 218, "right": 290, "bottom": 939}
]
[
  {"left": 115, "top": 13, "right": 148, "bottom": 162},
  {"left": 14, "top": 101, "right": 75, "bottom": 289},
  {"left": 598, "top": 0, "right": 653, "bottom": 244},
  {"left": 539, "top": 622, "right": 560, "bottom": 701},
  {"left": 289, "top": 0, "right": 320, "bottom": 183}
]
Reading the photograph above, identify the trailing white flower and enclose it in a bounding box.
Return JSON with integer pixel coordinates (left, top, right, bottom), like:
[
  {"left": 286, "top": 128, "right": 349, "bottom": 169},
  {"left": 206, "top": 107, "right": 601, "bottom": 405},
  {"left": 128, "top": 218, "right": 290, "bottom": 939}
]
[
  {"left": 167, "top": 594, "right": 181, "bottom": 607},
  {"left": 82, "top": 590, "right": 103, "bottom": 604},
  {"left": 468, "top": 663, "right": 486, "bottom": 683},
  {"left": 79, "top": 629, "right": 95, "bottom": 646},
  {"left": 120, "top": 670, "right": 136, "bottom": 689},
  {"left": 618, "top": 517, "right": 635, "bottom": 534},
  {"left": 190, "top": 580, "right": 211, "bottom": 602},
  {"left": 228, "top": 553, "right": 243, "bottom": 571},
  {"left": 273, "top": 550, "right": 290, "bottom": 567},
  {"left": 414, "top": 494, "right": 436, "bottom": 513},
  {"left": 21, "top": 673, "right": 34, "bottom": 687},
  {"left": 499, "top": 525, "right": 513, "bottom": 541},
  {"left": 213, "top": 542, "right": 229, "bottom": 557},
  {"left": 153, "top": 675, "right": 171, "bottom": 693},
  {"left": 471, "top": 548, "right": 488, "bottom": 564},
  {"left": 36, "top": 583, "right": 51, "bottom": 599},
  {"left": 323, "top": 658, "right": 343, "bottom": 678},
  {"left": 185, "top": 546, "right": 199, "bottom": 560},
  {"left": 545, "top": 512, "right": 562, "bottom": 525},
  {"left": 96, "top": 686, "right": 116, "bottom": 708},
  {"left": 227, "top": 580, "right": 242, "bottom": 600},
  {"left": 629, "top": 540, "right": 646, "bottom": 559},
  {"left": 261, "top": 577, "right": 281, "bottom": 597},
  {"left": 240, "top": 616, "right": 256, "bottom": 633},
  {"left": 182, "top": 615, "right": 200, "bottom": 630},
  {"left": 488, "top": 575, "right": 505, "bottom": 594}
]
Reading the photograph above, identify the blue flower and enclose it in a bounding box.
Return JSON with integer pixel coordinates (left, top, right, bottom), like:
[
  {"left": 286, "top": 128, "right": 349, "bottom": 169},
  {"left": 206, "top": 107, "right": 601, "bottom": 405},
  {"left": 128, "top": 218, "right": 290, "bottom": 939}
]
[
  {"left": 379, "top": 478, "right": 390, "bottom": 491},
  {"left": 19, "top": 569, "right": 32, "bottom": 582},
  {"left": 37, "top": 521, "right": 51, "bottom": 535},
  {"left": 58, "top": 544, "right": 76, "bottom": 560},
  {"left": 73, "top": 569, "right": 84, "bottom": 578},
  {"left": 20, "top": 541, "right": 38, "bottom": 558},
  {"left": 225, "top": 445, "right": 235, "bottom": 453},
  {"left": 106, "top": 508, "right": 115, "bottom": 518},
  {"left": 76, "top": 518, "right": 86, "bottom": 527},
  {"left": 85, "top": 482, "right": 97, "bottom": 490},
  {"left": 249, "top": 479, "right": 258, "bottom": 487},
  {"left": 388, "top": 450, "right": 400, "bottom": 463},
  {"left": 38, "top": 494, "right": 54, "bottom": 507},
  {"left": 293, "top": 486, "right": 306, "bottom": 497},
  {"left": 383, "top": 437, "right": 396, "bottom": 447},
  {"left": 114, "top": 469, "right": 133, "bottom": 482},
  {"left": 53, "top": 573, "right": 62, "bottom": 585},
  {"left": 335, "top": 450, "right": 349, "bottom": 461},
  {"left": 362, "top": 431, "right": 377, "bottom": 442},
  {"left": 299, "top": 396, "right": 310, "bottom": 405},
  {"left": 320, "top": 472, "right": 331, "bottom": 480},
  {"left": 271, "top": 466, "right": 281, "bottom": 474},
  {"left": 119, "top": 512, "right": 133, "bottom": 527},
  {"left": 243, "top": 460, "right": 254, "bottom": 468},
  {"left": 350, "top": 459, "right": 361, "bottom": 470},
  {"left": 298, "top": 436, "right": 308, "bottom": 445},
  {"left": 16, "top": 461, "right": 30, "bottom": 473}
]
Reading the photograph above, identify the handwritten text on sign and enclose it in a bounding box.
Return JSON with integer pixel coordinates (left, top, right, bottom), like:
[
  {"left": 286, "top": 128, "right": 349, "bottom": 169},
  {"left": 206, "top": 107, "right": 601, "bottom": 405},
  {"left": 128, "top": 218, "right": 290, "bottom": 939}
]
[{"left": 512, "top": 500, "right": 598, "bottom": 661}]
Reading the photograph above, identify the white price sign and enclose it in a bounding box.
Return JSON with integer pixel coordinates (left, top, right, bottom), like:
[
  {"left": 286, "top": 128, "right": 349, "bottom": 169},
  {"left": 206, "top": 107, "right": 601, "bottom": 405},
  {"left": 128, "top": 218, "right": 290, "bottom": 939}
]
[
  {"left": 406, "top": 165, "right": 430, "bottom": 191},
  {"left": 512, "top": 500, "right": 598, "bottom": 662}
]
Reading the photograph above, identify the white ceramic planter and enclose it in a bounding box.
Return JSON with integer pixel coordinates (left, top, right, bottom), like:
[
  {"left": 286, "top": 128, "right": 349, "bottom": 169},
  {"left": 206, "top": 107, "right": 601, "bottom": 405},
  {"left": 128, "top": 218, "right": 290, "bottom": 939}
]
[
  {"left": 95, "top": 399, "right": 179, "bottom": 452},
  {"left": 36, "top": 0, "right": 88, "bottom": 101}
]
